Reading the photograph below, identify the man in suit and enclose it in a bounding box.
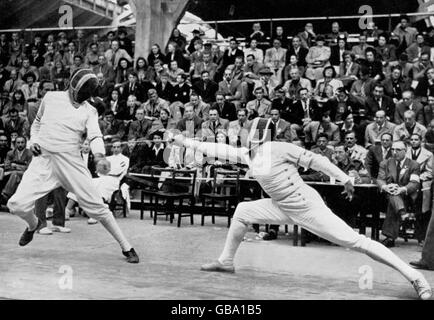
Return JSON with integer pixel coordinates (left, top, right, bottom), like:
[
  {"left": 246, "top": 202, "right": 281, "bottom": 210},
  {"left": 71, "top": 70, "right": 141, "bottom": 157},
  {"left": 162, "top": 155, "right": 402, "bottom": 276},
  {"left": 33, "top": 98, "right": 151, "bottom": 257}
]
[
  {"left": 99, "top": 111, "right": 126, "bottom": 142},
  {"left": 365, "top": 84, "right": 396, "bottom": 122},
  {"left": 264, "top": 38, "right": 287, "bottom": 69},
  {"left": 344, "top": 131, "right": 368, "bottom": 163},
  {"left": 269, "top": 108, "right": 292, "bottom": 142},
  {"left": 218, "top": 39, "right": 244, "bottom": 75},
  {"left": 411, "top": 53, "right": 433, "bottom": 81},
  {"left": 192, "top": 70, "right": 219, "bottom": 104},
  {"left": 184, "top": 93, "right": 210, "bottom": 121},
  {"left": 377, "top": 141, "right": 421, "bottom": 247},
  {"left": 285, "top": 36, "right": 309, "bottom": 68},
  {"left": 304, "top": 112, "right": 341, "bottom": 148},
  {"left": 406, "top": 34, "right": 431, "bottom": 63},
  {"left": 130, "top": 131, "right": 166, "bottom": 174},
  {"left": 121, "top": 72, "right": 146, "bottom": 103},
  {"left": 301, "top": 133, "right": 335, "bottom": 181},
  {"left": 407, "top": 133, "right": 433, "bottom": 243},
  {"left": 201, "top": 107, "right": 229, "bottom": 142},
  {"left": 293, "top": 87, "right": 322, "bottom": 127},
  {"left": 365, "top": 132, "right": 393, "bottom": 180},
  {"left": 394, "top": 90, "right": 425, "bottom": 125},
  {"left": 218, "top": 69, "right": 243, "bottom": 108},
  {"left": 246, "top": 87, "right": 272, "bottom": 118},
  {"left": 365, "top": 110, "right": 396, "bottom": 148},
  {"left": 176, "top": 104, "right": 203, "bottom": 138},
  {"left": 95, "top": 72, "right": 114, "bottom": 101},
  {"left": 128, "top": 108, "right": 153, "bottom": 141},
  {"left": 3, "top": 69, "right": 24, "bottom": 98},
  {"left": 192, "top": 51, "right": 218, "bottom": 82},
  {"left": 212, "top": 93, "right": 237, "bottom": 122},
  {"left": 93, "top": 55, "right": 116, "bottom": 85},
  {"left": 0, "top": 136, "right": 32, "bottom": 203},
  {"left": 393, "top": 110, "right": 427, "bottom": 145},
  {"left": 228, "top": 108, "right": 251, "bottom": 147},
  {"left": 4, "top": 108, "right": 30, "bottom": 139}
]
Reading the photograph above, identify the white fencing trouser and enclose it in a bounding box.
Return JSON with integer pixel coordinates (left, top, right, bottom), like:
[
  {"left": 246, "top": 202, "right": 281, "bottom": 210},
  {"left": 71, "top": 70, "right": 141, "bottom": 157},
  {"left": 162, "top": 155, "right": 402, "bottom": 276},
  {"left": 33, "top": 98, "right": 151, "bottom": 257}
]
[{"left": 8, "top": 149, "right": 113, "bottom": 223}]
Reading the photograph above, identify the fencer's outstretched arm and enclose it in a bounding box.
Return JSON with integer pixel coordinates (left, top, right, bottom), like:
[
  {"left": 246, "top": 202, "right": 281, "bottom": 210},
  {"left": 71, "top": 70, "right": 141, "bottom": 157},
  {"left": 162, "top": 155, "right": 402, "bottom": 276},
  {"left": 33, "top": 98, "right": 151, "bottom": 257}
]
[{"left": 174, "top": 135, "right": 249, "bottom": 165}]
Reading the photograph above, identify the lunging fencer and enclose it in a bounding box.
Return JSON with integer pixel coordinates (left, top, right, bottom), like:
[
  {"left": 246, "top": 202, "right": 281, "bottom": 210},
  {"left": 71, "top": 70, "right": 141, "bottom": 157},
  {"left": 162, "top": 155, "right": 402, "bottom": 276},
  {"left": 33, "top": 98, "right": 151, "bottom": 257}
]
[
  {"left": 7, "top": 69, "right": 139, "bottom": 263},
  {"left": 173, "top": 117, "right": 432, "bottom": 300}
]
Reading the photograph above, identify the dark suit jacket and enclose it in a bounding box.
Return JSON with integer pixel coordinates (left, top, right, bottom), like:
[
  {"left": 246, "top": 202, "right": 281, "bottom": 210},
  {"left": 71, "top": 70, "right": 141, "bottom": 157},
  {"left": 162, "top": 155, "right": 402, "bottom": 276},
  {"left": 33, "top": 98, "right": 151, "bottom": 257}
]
[
  {"left": 329, "top": 46, "right": 346, "bottom": 66},
  {"left": 377, "top": 157, "right": 420, "bottom": 197},
  {"left": 365, "top": 145, "right": 392, "bottom": 180},
  {"left": 292, "top": 99, "right": 323, "bottom": 121},
  {"left": 280, "top": 100, "right": 304, "bottom": 126},
  {"left": 192, "top": 79, "right": 219, "bottom": 104},
  {"left": 128, "top": 119, "right": 153, "bottom": 141},
  {"left": 364, "top": 95, "right": 396, "bottom": 121},
  {"left": 173, "top": 83, "right": 191, "bottom": 104},
  {"left": 324, "top": 96, "right": 363, "bottom": 123},
  {"left": 121, "top": 82, "right": 146, "bottom": 102},
  {"left": 220, "top": 48, "right": 244, "bottom": 71},
  {"left": 212, "top": 102, "right": 237, "bottom": 122},
  {"left": 394, "top": 101, "right": 425, "bottom": 125},
  {"left": 156, "top": 81, "right": 175, "bottom": 103},
  {"left": 176, "top": 116, "right": 203, "bottom": 136},
  {"left": 382, "top": 78, "right": 411, "bottom": 100},
  {"left": 285, "top": 46, "right": 309, "bottom": 67},
  {"left": 95, "top": 82, "right": 114, "bottom": 100}
]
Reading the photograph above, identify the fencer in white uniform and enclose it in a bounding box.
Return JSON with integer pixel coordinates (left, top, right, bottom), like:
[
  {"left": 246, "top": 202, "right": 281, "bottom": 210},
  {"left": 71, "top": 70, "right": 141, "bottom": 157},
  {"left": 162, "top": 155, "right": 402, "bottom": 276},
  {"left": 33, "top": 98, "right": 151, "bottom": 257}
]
[
  {"left": 173, "top": 117, "right": 432, "bottom": 300},
  {"left": 7, "top": 69, "right": 139, "bottom": 263}
]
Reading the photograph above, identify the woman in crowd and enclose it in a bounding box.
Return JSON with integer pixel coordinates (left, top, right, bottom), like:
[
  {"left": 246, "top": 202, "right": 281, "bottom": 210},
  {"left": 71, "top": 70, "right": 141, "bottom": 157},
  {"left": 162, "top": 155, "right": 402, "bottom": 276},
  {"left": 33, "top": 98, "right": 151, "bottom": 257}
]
[
  {"left": 338, "top": 51, "right": 360, "bottom": 89},
  {"left": 115, "top": 58, "right": 133, "bottom": 87},
  {"left": 314, "top": 66, "right": 343, "bottom": 103},
  {"left": 168, "top": 60, "right": 184, "bottom": 86},
  {"left": 147, "top": 44, "right": 166, "bottom": 68},
  {"left": 104, "top": 88, "right": 123, "bottom": 117},
  {"left": 166, "top": 41, "right": 189, "bottom": 72},
  {"left": 283, "top": 54, "right": 305, "bottom": 82},
  {"left": 50, "top": 60, "right": 69, "bottom": 90},
  {"left": 168, "top": 28, "right": 187, "bottom": 53},
  {"left": 2, "top": 89, "right": 27, "bottom": 119}
]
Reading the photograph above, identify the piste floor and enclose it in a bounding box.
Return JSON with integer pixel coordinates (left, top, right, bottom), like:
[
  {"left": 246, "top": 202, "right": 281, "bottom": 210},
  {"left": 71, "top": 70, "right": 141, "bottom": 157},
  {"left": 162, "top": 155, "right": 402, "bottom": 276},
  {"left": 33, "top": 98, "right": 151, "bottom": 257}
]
[{"left": 0, "top": 210, "right": 433, "bottom": 300}]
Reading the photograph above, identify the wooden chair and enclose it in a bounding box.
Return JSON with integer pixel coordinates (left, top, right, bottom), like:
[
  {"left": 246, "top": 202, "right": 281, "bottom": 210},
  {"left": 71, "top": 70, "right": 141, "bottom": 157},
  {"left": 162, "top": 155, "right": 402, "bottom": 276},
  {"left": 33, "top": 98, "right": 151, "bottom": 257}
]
[
  {"left": 151, "top": 167, "right": 197, "bottom": 227},
  {"left": 200, "top": 167, "right": 241, "bottom": 227}
]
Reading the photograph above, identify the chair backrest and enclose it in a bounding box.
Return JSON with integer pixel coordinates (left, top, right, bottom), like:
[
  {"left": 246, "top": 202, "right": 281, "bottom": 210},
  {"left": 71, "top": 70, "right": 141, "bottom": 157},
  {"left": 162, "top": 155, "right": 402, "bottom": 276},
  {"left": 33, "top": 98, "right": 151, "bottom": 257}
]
[
  {"left": 211, "top": 167, "right": 241, "bottom": 198},
  {"left": 151, "top": 166, "right": 197, "bottom": 196}
]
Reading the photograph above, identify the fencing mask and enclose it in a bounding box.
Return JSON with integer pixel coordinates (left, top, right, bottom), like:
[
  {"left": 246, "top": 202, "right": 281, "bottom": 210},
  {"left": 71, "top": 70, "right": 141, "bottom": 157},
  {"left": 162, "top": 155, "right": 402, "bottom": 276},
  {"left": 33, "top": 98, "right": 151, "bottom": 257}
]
[
  {"left": 69, "top": 68, "right": 98, "bottom": 104},
  {"left": 247, "top": 117, "right": 275, "bottom": 149}
]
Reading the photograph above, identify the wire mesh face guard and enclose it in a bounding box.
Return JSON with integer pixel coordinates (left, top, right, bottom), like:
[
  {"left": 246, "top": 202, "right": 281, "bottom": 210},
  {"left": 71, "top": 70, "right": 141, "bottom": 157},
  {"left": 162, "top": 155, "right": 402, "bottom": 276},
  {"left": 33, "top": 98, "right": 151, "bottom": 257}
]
[
  {"left": 69, "top": 69, "right": 98, "bottom": 104},
  {"left": 247, "top": 117, "right": 273, "bottom": 148}
]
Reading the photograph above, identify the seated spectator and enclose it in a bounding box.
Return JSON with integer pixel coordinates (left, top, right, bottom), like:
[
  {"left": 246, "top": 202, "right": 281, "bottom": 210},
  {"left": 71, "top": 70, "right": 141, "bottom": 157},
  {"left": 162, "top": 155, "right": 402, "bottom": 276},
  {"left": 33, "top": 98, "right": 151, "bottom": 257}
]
[
  {"left": 395, "top": 53, "right": 413, "bottom": 80},
  {"left": 407, "top": 133, "right": 433, "bottom": 242},
  {"left": 173, "top": 73, "right": 191, "bottom": 104},
  {"left": 314, "top": 66, "right": 344, "bottom": 101},
  {"left": 361, "top": 47, "right": 385, "bottom": 82},
  {"left": 350, "top": 67, "right": 376, "bottom": 104},
  {"left": 115, "top": 58, "right": 134, "bottom": 87},
  {"left": 105, "top": 88, "right": 122, "bottom": 117},
  {"left": 167, "top": 41, "right": 189, "bottom": 72},
  {"left": 248, "top": 23, "right": 267, "bottom": 50},
  {"left": 406, "top": 33, "right": 431, "bottom": 63},
  {"left": 365, "top": 110, "right": 396, "bottom": 148},
  {"left": 219, "top": 68, "right": 244, "bottom": 108},
  {"left": 243, "top": 54, "right": 264, "bottom": 86},
  {"left": 19, "top": 58, "right": 39, "bottom": 81},
  {"left": 93, "top": 55, "right": 116, "bottom": 84},
  {"left": 192, "top": 70, "right": 218, "bottom": 104},
  {"left": 412, "top": 52, "right": 433, "bottom": 81},
  {"left": 21, "top": 72, "right": 39, "bottom": 102},
  {"left": 304, "top": 112, "right": 340, "bottom": 148},
  {"left": 254, "top": 67, "right": 277, "bottom": 100},
  {"left": 326, "top": 143, "right": 368, "bottom": 227},
  {"left": 2, "top": 89, "right": 27, "bottom": 119},
  {"left": 377, "top": 140, "right": 420, "bottom": 248},
  {"left": 285, "top": 36, "right": 308, "bottom": 69},
  {"left": 415, "top": 67, "right": 434, "bottom": 103},
  {"left": 192, "top": 51, "right": 218, "bottom": 82},
  {"left": 300, "top": 133, "right": 333, "bottom": 181},
  {"left": 375, "top": 34, "right": 398, "bottom": 69},
  {"left": 218, "top": 38, "right": 245, "bottom": 76},
  {"left": 149, "top": 108, "right": 177, "bottom": 137},
  {"left": 344, "top": 130, "right": 368, "bottom": 162},
  {"left": 176, "top": 104, "right": 203, "bottom": 138},
  {"left": 121, "top": 71, "right": 146, "bottom": 102},
  {"left": 147, "top": 44, "right": 167, "bottom": 70},
  {"left": 394, "top": 90, "right": 425, "bottom": 125},
  {"left": 27, "top": 80, "right": 54, "bottom": 126},
  {"left": 99, "top": 111, "right": 126, "bottom": 143},
  {"left": 293, "top": 87, "right": 322, "bottom": 130},
  {"left": 282, "top": 67, "right": 312, "bottom": 100},
  {"left": 382, "top": 65, "right": 411, "bottom": 104},
  {"left": 365, "top": 128, "right": 393, "bottom": 177},
  {"left": 3, "top": 69, "right": 24, "bottom": 98},
  {"left": 105, "top": 39, "right": 133, "bottom": 71},
  {"left": 142, "top": 88, "right": 170, "bottom": 121},
  {"left": 184, "top": 93, "right": 210, "bottom": 121},
  {"left": 155, "top": 72, "right": 175, "bottom": 103},
  {"left": 246, "top": 87, "right": 271, "bottom": 118},
  {"left": 228, "top": 108, "right": 251, "bottom": 147},
  {"left": 324, "top": 88, "right": 363, "bottom": 125},
  {"left": 50, "top": 60, "right": 70, "bottom": 90},
  {"left": 393, "top": 110, "right": 427, "bottom": 145},
  {"left": 365, "top": 84, "right": 396, "bottom": 122},
  {"left": 117, "top": 94, "right": 141, "bottom": 123},
  {"left": 269, "top": 108, "right": 292, "bottom": 142},
  {"left": 128, "top": 108, "right": 152, "bottom": 141},
  {"left": 298, "top": 23, "right": 316, "bottom": 49},
  {"left": 338, "top": 51, "right": 360, "bottom": 88},
  {"left": 168, "top": 28, "right": 187, "bottom": 53},
  {"left": 0, "top": 134, "right": 11, "bottom": 167},
  {"left": 106, "top": 139, "right": 130, "bottom": 181},
  {"left": 305, "top": 35, "right": 331, "bottom": 81},
  {"left": 201, "top": 107, "right": 229, "bottom": 142},
  {"left": 3, "top": 108, "right": 29, "bottom": 139},
  {"left": 85, "top": 42, "right": 100, "bottom": 68},
  {"left": 29, "top": 46, "right": 45, "bottom": 68},
  {"left": 264, "top": 38, "right": 287, "bottom": 69},
  {"left": 329, "top": 36, "right": 348, "bottom": 70},
  {"left": 423, "top": 95, "right": 434, "bottom": 125},
  {"left": 326, "top": 22, "right": 349, "bottom": 46},
  {"left": 69, "top": 55, "right": 86, "bottom": 76},
  {"left": 168, "top": 60, "right": 184, "bottom": 86},
  {"left": 340, "top": 111, "right": 364, "bottom": 142},
  {"left": 95, "top": 72, "right": 114, "bottom": 101},
  {"left": 0, "top": 136, "right": 32, "bottom": 204},
  {"left": 229, "top": 56, "right": 246, "bottom": 82},
  {"left": 244, "top": 39, "right": 264, "bottom": 64},
  {"left": 283, "top": 54, "right": 305, "bottom": 82},
  {"left": 130, "top": 131, "right": 166, "bottom": 174},
  {"left": 351, "top": 33, "right": 373, "bottom": 62},
  {"left": 393, "top": 15, "right": 418, "bottom": 55}
]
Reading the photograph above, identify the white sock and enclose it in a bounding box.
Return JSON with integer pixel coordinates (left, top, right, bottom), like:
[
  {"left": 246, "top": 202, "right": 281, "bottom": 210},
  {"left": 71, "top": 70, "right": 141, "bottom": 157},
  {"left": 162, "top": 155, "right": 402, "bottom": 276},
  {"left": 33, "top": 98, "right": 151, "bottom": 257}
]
[
  {"left": 364, "top": 240, "right": 420, "bottom": 282},
  {"left": 99, "top": 214, "right": 132, "bottom": 252},
  {"left": 218, "top": 219, "right": 248, "bottom": 265}
]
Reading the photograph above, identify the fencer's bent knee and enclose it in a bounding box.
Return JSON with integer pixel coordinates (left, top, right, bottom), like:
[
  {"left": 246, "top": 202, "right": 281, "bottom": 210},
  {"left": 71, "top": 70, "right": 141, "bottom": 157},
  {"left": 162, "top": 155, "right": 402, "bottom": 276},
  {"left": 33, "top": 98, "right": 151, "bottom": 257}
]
[{"left": 232, "top": 202, "right": 251, "bottom": 225}]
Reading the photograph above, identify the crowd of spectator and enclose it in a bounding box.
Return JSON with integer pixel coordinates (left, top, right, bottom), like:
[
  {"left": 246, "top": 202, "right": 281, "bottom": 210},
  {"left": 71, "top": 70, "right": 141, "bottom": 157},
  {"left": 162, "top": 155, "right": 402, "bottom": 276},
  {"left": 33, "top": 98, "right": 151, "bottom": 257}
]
[{"left": 1, "top": 15, "right": 434, "bottom": 244}]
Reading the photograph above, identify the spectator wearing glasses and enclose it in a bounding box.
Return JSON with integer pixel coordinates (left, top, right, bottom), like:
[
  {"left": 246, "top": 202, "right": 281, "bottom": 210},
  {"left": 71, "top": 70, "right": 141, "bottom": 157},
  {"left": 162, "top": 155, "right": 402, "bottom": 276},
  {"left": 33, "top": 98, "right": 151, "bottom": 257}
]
[
  {"left": 377, "top": 141, "right": 420, "bottom": 248},
  {"left": 394, "top": 90, "right": 425, "bottom": 125}
]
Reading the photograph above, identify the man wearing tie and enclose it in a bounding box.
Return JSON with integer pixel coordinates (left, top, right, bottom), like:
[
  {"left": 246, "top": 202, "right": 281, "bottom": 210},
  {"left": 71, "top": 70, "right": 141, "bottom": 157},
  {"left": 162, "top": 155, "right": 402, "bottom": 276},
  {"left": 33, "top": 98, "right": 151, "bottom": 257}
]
[
  {"left": 365, "top": 110, "right": 396, "bottom": 148},
  {"left": 365, "top": 84, "right": 396, "bottom": 122},
  {"left": 201, "top": 107, "right": 229, "bottom": 142},
  {"left": 246, "top": 87, "right": 272, "bottom": 118},
  {"left": 269, "top": 108, "right": 292, "bottom": 143},
  {"left": 377, "top": 141, "right": 421, "bottom": 248},
  {"left": 365, "top": 132, "right": 393, "bottom": 181},
  {"left": 394, "top": 90, "right": 425, "bottom": 125},
  {"left": 228, "top": 109, "right": 251, "bottom": 147}
]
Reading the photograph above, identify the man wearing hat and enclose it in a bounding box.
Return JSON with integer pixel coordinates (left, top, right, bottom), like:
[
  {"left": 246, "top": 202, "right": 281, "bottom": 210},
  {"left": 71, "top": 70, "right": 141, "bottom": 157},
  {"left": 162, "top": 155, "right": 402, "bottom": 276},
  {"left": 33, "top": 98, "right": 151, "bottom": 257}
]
[
  {"left": 7, "top": 69, "right": 139, "bottom": 263},
  {"left": 172, "top": 117, "right": 432, "bottom": 300},
  {"left": 254, "top": 67, "right": 276, "bottom": 100}
]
